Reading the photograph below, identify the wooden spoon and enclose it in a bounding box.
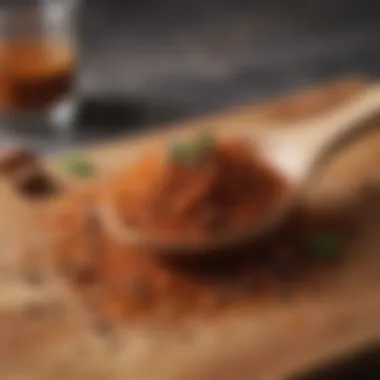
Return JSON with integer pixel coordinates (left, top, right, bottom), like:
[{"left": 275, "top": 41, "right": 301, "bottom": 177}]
[{"left": 99, "top": 85, "right": 380, "bottom": 254}]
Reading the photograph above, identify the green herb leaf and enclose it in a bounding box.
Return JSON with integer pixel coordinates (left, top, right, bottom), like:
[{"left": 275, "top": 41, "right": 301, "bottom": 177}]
[
  {"left": 196, "top": 131, "right": 215, "bottom": 153},
  {"left": 64, "top": 155, "right": 95, "bottom": 178},
  {"left": 193, "top": 131, "right": 214, "bottom": 161},
  {"left": 308, "top": 232, "right": 341, "bottom": 259},
  {"left": 168, "top": 141, "right": 189, "bottom": 162},
  {"left": 168, "top": 131, "right": 215, "bottom": 167},
  {"left": 186, "top": 140, "right": 203, "bottom": 167},
  {"left": 168, "top": 140, "right": 197, "bottom": 166}
]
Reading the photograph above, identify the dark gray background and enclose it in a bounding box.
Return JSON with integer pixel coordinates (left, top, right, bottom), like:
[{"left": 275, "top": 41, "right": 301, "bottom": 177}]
[
  {"left": 80, "top": 0, "right": 380, "bottom": 111},
  {"left": 3, "top": 0, "right": 380, "bottom": 150}
]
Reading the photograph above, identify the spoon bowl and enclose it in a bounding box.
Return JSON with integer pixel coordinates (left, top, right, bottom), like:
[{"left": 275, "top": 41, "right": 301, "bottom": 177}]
[
  {"left": 99, "top": 183, "right": 295, "bottom": 254},
  {"left": 99, "top": 85, "right": 380, "bottom": 255}
]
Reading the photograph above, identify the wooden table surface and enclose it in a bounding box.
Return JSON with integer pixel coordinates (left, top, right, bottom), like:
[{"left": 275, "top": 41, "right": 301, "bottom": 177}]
[{"left": 1, "top": 76, "right": 380, "bottom": 380}]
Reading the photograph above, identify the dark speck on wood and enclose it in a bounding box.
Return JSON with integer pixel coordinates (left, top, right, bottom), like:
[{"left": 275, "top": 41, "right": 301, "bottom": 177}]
[
  {"left": 17, "top": 169, "right": 62, "bottom": 199},
  {"left": 0, "top": 147, "right": 36, "bottom": 174}
]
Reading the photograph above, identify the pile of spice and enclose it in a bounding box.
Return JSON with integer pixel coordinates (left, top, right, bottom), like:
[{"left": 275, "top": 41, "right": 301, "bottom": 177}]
[
  {"left": 107, "top": 133, "right": 288, "bottom": 240},
  {"left": 52, "top": 187, "right": 347, "bottom": 328},
  {"left": 8, "top": 137, "right": 350, "bottom": 329}
]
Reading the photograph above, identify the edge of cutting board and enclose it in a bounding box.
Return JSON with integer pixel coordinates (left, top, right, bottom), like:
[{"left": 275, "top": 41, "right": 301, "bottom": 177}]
[{"left": 2, "top": 75, "right": 380, "bottom": 380}]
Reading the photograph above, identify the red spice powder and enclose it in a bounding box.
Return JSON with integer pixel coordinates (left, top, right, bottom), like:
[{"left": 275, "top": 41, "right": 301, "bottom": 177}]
[
  {"left": 108, "top": 139, "right": 288, "bottom": 240},
  {"left": 50, "top": 137, "right": 351, "bottom": 327},
  {"left": 52, "top": 187, "right": 348, "bottom": 327}
]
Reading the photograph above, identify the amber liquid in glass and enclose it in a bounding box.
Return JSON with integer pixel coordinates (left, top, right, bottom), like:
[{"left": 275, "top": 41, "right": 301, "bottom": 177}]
[{"left": 0, "top": 40, "right": 75, "bottom": 113}]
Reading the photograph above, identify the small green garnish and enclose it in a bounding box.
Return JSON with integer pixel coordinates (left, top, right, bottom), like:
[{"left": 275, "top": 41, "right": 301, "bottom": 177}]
[
  {"left": 169, "top": 141, "right": 192, "bottom": 164},
  {"left": 307, "top": 232, "right": 341, "bottom": 259},
  {"left": 194, "top": 131, "right": 214, "bottom": 157},
  {"left": 64, "top": 155, "right": 95, "bottom": 177},
  {"left": 168, "top": 130, "right": 215, "bottom": 166},
  {"left": 197, "top": 131, "right": 214, "bottom": 151}
]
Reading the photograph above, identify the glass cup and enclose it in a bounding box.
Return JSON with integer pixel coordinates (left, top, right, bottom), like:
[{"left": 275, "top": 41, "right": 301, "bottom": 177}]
[{"left": 0, "top": 0, "right": 79, "bottom": 135}]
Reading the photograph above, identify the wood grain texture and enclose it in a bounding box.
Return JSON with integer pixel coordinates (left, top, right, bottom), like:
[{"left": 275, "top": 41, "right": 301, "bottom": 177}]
[{"left": 2, "top": 76, "right": 380, "bottom": 380}]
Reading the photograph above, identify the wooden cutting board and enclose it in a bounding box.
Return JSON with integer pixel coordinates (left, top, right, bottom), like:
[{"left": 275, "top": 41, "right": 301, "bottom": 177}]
[{"left": 2, "top": 76, "right": 380, "bottom": 380}]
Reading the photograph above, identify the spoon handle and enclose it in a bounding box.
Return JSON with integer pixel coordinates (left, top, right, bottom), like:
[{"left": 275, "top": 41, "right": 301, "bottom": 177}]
[
  {"left": 292, "top": 85, "right": 380, "bottom": 160},
  {"left": 264, "top": 85, "right": 380, "bottom": 181}
]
